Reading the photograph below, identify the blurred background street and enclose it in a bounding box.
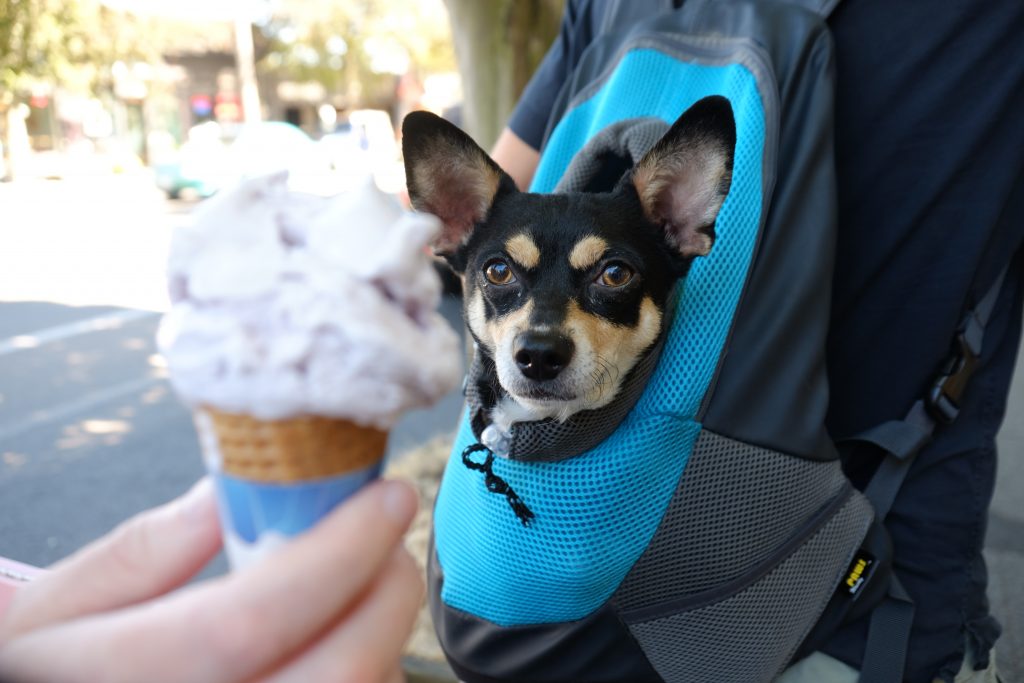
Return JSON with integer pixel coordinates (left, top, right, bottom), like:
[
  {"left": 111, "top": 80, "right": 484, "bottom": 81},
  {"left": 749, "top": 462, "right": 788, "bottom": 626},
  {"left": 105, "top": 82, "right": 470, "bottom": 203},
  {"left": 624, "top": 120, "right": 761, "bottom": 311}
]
[{"left": 0, "top": 172, "right": 465, "bottom": 581}]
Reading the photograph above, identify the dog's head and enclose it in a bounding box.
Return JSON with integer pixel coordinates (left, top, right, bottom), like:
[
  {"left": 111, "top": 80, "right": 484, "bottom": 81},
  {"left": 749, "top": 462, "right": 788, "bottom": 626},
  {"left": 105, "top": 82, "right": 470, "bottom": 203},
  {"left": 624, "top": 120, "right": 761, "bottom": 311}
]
[{"left": 402, "top": 97, "right": 735, "bottom": 421}]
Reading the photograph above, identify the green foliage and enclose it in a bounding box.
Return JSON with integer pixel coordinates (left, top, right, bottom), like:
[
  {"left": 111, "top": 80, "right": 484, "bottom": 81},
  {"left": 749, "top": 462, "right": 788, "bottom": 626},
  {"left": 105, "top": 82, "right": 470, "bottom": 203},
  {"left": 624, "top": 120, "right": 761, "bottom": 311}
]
[
  {"left": 257, "top": 0, "right": 456, "bottom": 106},
  {"left": 1, "top": 0, "right": 79, "bottom": 97},
  {"left": 0, "top": 0, "right": 192, "bottom": 103}
]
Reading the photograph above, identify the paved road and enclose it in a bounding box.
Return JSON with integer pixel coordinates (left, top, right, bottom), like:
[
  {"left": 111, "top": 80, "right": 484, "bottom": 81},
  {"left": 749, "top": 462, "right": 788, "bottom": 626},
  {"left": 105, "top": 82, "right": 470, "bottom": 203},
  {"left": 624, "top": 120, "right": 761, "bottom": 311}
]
[
  {"left": 0, "top": 174, "right": 202, "bottom": 570},
  {"left": 0, "top": 174, "right": 1020, "bottom": 679}
]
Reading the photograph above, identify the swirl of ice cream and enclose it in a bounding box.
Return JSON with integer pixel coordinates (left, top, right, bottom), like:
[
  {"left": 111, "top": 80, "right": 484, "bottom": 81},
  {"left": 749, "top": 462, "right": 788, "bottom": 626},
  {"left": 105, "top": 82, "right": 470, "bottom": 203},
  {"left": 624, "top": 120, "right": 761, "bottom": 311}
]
[{"left": 158, "top": 172, "right": 463, "bottom": 428}]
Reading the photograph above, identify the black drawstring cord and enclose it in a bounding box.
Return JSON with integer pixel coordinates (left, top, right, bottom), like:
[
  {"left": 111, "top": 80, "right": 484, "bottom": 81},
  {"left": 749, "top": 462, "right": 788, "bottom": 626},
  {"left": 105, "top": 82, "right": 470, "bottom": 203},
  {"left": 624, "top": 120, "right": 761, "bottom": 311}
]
[{"left": 461, "top": 443, "right": 535, "bottom": 527}]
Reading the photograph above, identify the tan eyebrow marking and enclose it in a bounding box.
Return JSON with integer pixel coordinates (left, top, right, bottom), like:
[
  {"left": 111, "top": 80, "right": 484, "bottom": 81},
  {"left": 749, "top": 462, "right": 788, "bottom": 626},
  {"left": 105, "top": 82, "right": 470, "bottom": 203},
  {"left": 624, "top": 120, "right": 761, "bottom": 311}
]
[
  {"left": 505, "top": 233, "right": 541, "bottom": 270},
  {"left": 569, "top": 235, "right": 608, "bottom": 270}
]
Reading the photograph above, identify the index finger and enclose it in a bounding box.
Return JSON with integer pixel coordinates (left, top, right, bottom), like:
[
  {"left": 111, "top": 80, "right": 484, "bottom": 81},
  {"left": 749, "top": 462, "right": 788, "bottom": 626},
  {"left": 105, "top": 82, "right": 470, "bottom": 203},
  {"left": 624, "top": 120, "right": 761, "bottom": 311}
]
[{"left": 0, "top": 478, "right": 220, "bottom": 641}]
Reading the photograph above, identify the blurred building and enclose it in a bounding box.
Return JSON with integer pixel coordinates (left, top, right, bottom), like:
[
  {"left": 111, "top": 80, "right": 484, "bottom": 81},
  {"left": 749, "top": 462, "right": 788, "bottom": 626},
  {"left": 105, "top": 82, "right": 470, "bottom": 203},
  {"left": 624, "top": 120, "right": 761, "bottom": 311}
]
[{"left": 3, "top": 1, "right": 459, "bottom": 179}]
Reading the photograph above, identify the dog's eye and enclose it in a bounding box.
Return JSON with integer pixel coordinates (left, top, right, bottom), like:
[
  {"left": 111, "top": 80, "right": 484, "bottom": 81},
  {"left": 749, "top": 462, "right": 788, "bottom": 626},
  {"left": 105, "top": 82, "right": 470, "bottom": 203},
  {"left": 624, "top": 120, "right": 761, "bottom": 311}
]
[
  {"left": 597, "top": 263, "right": 634, "bottom": 288},
  {"left": 484, "top": 259, "right": 516, "bottom": 285}
]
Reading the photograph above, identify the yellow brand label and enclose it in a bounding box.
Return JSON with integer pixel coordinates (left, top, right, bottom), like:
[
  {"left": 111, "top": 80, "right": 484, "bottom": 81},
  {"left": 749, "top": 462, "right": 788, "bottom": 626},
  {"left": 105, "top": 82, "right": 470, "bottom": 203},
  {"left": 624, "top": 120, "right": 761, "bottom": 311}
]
[{"left": 846, "top": 558, "right": 867, "bottom": 587}]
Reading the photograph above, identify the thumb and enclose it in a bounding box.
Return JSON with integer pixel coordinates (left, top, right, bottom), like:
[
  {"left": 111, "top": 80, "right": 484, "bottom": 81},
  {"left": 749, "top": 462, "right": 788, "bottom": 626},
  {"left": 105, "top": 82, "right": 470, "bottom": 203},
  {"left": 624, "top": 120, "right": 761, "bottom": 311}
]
[{"left": 1, "top": 478, "right": 221, "bottom": 640}]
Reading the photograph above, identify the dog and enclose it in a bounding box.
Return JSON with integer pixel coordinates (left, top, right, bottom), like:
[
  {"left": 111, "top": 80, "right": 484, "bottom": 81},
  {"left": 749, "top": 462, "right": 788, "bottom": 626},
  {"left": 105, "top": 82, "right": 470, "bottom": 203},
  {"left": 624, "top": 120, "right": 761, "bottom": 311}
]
[{"left": 402, "top": 96, "right": 736, "bottom": 435}]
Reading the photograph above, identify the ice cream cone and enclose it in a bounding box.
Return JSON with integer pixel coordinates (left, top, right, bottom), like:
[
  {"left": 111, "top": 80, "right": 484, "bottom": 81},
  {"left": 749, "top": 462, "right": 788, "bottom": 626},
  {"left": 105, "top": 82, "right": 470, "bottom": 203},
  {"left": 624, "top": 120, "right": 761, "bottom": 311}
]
[
  {"left": 158, "top": 175, "right": 461, "bottom": 570},
  {"left": 197, "top": 408, "right": 388, "bottom": 483},
  {"left": 192, "top": 407, "right": 390, "bottom": 569}
]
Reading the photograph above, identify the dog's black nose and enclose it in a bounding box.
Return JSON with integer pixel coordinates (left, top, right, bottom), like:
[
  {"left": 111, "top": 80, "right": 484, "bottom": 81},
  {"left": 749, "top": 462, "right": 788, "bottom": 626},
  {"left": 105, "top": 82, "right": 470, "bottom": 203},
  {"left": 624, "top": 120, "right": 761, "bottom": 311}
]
[{"left": 514, "top": 332, "right": 574, "bottom": 382}]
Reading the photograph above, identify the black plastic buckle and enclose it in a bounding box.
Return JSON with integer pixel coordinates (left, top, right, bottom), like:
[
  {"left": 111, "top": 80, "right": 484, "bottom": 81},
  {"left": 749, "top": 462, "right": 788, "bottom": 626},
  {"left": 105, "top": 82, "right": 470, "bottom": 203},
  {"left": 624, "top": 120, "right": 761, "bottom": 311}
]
[{"left": 927, "top": 330, "right": 979, "bottom": 424}]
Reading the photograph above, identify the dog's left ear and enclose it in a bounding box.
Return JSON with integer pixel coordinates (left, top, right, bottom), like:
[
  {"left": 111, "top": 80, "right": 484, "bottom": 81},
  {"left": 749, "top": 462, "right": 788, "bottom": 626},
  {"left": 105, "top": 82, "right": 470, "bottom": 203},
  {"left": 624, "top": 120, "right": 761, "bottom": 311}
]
[
  {"left": 402, "top": 111, "right": 515, "bottom": 260},
  {"left": 630, "top": 96, "right": 736, "bottom": 259}
]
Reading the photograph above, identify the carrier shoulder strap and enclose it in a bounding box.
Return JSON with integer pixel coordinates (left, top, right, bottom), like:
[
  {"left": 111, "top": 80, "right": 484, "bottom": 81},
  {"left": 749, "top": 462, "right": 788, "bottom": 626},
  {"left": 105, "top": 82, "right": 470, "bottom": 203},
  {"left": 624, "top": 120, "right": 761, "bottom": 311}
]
[
  {"left": 599, "top": 0, "right": 842, "bottom": 35},
  {"left": 784, "top": 0, "right": 843, "bottom": 17},
  {"left": 849, "top": 266, "right": 1009, "bottom": 518},
  {"left": 847, "top": 265, "right": 1009, "bottom": 683}
]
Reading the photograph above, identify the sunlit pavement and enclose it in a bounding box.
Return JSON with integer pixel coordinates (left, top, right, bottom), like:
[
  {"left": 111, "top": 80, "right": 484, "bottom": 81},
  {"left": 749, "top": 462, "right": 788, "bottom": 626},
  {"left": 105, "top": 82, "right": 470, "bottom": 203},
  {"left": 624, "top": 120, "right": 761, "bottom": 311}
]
[
  {"left": 0, "top": 172, "right": 464, "bottom": 583},
  {"left": 0, "top": 173, "right": 1020, "bottom": 678},
  {"left": 988, "top": 341, "right": 1024, "bottom": 680},
  {"left": 0, "top": 174, "right": 180, "bottom": 312},
  {"left": 0, "top": 173, "right": 216, "bottom": 573}
]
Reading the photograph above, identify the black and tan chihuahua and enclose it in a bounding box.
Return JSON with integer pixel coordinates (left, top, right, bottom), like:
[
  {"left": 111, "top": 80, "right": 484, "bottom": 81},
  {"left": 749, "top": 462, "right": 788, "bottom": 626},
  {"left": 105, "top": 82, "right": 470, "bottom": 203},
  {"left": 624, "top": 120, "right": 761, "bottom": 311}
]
[{"left": 402, "top": 96, "right": 736, "bottom": 433}]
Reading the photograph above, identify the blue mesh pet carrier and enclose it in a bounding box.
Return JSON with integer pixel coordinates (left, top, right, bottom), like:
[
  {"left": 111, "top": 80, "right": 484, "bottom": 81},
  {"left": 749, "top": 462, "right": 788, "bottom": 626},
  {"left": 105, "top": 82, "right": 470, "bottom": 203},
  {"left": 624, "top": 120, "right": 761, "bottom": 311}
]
[{"left": 424, "top": 1, "right": 1004, "bottom": 681}]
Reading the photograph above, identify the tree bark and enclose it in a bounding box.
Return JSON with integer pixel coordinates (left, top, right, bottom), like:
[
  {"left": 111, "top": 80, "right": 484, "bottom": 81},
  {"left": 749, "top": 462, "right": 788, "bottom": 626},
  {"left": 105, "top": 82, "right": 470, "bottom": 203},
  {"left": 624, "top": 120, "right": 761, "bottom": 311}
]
[{"left": 442, "top": 0, "right": 563, "bottom": 150}]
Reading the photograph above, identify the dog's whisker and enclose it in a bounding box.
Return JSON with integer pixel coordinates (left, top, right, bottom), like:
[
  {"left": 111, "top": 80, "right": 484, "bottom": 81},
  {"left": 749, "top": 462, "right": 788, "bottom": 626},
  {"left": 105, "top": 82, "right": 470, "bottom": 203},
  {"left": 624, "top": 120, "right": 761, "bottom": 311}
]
[{"left": 593, "top": 354, "right": 618, "bottom": 387}]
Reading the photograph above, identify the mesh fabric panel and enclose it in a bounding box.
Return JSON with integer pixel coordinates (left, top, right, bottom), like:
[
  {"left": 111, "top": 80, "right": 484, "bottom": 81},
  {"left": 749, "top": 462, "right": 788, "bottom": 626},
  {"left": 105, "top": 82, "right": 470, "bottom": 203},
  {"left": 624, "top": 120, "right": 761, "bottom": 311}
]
[
  {"left": 436, "top": 413, "right": 701, "bottom": 626},
  {"left": 614, "top": 431, "right": 850, "bottom": 609},
  {"left": 434, "top": 51, "right": 767, "bottom": 625},
  {"left": 626, "top": 493, "right": 873, "bottom": 683}
]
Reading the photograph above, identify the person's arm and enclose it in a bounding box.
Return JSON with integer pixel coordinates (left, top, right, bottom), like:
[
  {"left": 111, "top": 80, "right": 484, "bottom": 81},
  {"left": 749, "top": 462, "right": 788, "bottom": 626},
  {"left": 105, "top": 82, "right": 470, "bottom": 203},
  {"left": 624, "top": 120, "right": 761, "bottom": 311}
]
[
  {"left": 494, "top": 0, "right": 598, "bottom": 191},
  {"left": 0, "top": 477, "right": 421, "bottom": 683},
  {"left": 491, "top": 127, "right": 541, "bottom": 191}
]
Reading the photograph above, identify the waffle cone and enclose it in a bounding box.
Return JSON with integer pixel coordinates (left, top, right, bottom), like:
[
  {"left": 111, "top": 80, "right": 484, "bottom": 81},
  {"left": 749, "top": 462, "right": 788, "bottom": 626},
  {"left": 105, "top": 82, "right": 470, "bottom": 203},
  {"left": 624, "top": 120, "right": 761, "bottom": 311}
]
[{"left": 197, "top": 408, "right": 387, "bottom": 483}]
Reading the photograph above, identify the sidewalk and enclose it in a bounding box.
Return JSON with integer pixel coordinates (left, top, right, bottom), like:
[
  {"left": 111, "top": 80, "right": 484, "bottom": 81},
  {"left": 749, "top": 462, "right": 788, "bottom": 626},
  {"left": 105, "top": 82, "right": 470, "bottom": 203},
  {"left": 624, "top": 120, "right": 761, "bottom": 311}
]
[
  {"left": 987, "top": 340, "right": 1024, "bottom": 681},
  {"left": 2, "top": 148, "right": 144, "bottom": 182}
]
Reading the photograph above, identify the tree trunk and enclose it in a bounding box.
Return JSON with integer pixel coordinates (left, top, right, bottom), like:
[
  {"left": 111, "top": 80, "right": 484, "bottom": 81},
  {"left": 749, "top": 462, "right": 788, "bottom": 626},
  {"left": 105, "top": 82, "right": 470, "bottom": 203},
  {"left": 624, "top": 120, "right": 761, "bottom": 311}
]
[{"left": 442, "top": 0, "right": 564, "bottom": 150}]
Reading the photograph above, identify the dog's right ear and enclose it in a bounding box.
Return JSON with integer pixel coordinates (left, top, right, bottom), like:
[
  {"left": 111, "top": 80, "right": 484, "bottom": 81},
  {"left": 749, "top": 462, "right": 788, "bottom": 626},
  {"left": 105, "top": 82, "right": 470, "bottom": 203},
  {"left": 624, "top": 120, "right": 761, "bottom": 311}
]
[{"left": 402, "top": 111, "right": 515, "bottom": 262}]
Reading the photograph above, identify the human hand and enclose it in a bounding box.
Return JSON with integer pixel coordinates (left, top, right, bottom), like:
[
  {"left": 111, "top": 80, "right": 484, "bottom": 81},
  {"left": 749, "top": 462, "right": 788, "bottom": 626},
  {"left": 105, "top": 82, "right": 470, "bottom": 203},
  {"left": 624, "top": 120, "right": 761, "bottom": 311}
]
[{"left": 0, "top": 477, "right": 422, "bottom": 683}]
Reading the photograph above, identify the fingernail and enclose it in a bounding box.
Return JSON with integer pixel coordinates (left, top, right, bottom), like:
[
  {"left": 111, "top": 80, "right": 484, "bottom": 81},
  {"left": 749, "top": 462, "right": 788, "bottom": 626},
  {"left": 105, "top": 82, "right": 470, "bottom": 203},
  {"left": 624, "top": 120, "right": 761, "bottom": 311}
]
[
  {"left": 382, "top": 479, "right": 418, "bottom": 526},
  {"left": 180, "top": 477, "right": 215, "bottom": 524}
]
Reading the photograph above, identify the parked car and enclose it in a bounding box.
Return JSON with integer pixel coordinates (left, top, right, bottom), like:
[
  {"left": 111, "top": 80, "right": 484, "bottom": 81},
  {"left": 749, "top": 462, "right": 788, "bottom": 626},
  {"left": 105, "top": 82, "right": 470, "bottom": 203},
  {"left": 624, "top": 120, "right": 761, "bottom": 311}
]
[{"left": 154, "top": 121, "right": 336, "bottom": 199}]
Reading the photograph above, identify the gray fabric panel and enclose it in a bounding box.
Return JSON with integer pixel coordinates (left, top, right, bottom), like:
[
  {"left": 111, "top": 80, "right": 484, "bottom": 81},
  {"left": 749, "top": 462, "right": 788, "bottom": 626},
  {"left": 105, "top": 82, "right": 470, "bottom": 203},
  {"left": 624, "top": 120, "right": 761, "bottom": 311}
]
[
  {"left": 615, "top": 430, "right": 850, "bottom": 610},
  {"left": 786, "top": 0, "right": 843, "bottom": 17},
  {"left": 626, "top": 492, "right": 873, "bottom": 683},
  {"left": 553, "top": 117, "right": 668, "bottom": 194},
  {"left": 598, "top": 0, "right": 677, "bottom": 36},
  {"left": 695, "top": 2, "right": 840, "bottom": 461}
]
